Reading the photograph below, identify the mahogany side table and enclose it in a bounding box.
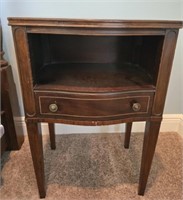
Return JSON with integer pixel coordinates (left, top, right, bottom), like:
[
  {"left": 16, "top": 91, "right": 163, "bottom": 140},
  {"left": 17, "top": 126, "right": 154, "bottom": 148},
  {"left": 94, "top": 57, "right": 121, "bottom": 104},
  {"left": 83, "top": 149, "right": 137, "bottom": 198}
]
[{"left": 8, "top": 18, "right": 182, "bottom": 198}]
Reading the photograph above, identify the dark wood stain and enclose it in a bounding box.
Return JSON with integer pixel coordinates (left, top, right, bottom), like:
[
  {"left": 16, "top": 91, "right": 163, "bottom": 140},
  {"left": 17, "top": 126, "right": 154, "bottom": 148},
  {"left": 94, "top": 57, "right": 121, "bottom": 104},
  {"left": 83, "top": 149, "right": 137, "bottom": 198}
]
[{"left": 9, "top": 18, "right": 183, "bottom": 198}]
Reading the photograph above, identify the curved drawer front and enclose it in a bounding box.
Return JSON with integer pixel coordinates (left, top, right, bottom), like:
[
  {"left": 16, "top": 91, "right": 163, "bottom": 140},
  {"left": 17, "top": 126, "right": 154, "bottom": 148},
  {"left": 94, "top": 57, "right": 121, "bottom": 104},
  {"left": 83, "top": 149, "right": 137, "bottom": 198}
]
[{"left": 35, "top": 91, "right": 154, "bottom": 120}]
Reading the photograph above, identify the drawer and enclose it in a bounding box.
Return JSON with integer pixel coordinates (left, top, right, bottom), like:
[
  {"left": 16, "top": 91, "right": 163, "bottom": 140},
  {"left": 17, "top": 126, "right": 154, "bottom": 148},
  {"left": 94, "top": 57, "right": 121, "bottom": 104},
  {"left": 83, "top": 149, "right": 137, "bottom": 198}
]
[{"left": 35, "top": 91, "right": 154, "bottom": 120}]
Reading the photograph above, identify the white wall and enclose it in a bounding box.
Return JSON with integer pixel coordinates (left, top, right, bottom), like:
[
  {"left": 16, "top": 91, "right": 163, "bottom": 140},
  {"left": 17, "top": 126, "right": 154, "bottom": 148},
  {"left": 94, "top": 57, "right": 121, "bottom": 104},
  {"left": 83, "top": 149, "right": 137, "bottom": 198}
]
[{"left": 1, "top": 0, "right": 182, "bottom": 134}]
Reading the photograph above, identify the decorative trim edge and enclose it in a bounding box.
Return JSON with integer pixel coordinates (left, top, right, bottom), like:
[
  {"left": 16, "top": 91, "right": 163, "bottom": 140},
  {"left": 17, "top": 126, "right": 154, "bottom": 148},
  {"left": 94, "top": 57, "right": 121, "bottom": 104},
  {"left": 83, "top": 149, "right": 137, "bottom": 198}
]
[{"left": 14, "top": 114, "right": 183, "bottom": 136}]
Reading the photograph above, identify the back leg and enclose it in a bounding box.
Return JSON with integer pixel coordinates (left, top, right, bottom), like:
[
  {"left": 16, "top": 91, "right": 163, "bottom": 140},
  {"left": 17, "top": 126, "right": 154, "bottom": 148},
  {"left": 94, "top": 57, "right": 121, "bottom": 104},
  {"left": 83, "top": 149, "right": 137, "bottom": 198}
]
[
  {"left": 48, "top": 123, "right": 56, "bottom": 150},
  {"left": 124, "top": 122, "right": 132, "bottom": 149}
]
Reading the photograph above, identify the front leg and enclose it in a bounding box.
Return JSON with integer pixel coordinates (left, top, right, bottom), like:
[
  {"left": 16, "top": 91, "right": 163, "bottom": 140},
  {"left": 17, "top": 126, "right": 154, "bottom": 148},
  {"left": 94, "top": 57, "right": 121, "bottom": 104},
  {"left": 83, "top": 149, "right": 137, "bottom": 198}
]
[
  {"left": 138, "top": 120, "right": 161, "bottom": 195},
  {"left": 26, "top": 122, "right": 46, "bottom": 198}
]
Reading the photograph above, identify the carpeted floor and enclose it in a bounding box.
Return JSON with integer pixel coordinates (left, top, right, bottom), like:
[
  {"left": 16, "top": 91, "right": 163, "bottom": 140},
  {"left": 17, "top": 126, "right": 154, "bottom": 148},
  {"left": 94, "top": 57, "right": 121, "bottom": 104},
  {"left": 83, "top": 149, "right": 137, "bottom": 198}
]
[{"left": 0, "top": 132, "right": 183, "bottom": 200}]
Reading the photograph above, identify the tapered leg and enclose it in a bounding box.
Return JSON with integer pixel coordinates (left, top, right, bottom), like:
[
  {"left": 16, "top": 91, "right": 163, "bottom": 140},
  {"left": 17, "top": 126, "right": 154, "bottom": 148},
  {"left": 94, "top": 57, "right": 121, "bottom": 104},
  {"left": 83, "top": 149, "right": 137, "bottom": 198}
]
[
  {"left": 124, "top": 122, "right": 132, "bottom": 148},
  {"left": 138, "top": 120, "right": 161, "bottom": 195},
  {"left": 48, "top": 123, "right": 56, "bottom": 150},
  {"left": 26, "top": 122, "right": 46, "bottom": 198}
]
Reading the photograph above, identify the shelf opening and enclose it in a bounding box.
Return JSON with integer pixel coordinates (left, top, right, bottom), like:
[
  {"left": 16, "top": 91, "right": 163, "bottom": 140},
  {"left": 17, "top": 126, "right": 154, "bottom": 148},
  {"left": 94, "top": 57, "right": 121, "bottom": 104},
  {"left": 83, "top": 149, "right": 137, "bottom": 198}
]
[{"left": 28, "top": 34, "right": 164, "bottom": 92}]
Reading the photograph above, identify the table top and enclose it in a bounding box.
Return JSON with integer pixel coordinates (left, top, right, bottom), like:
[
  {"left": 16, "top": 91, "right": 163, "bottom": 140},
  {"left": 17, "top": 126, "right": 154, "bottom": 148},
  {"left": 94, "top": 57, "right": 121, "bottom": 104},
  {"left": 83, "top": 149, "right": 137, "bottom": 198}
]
[{"left": 8, "top": 17, "right": 183, "bottom": 29}]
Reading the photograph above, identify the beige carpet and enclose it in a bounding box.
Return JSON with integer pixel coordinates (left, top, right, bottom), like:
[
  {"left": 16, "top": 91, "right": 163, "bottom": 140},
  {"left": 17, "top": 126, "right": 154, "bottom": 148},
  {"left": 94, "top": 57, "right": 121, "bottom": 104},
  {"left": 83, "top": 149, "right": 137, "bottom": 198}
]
[{"left": 0, "top": 132, "right": 183, "bottom": 200}]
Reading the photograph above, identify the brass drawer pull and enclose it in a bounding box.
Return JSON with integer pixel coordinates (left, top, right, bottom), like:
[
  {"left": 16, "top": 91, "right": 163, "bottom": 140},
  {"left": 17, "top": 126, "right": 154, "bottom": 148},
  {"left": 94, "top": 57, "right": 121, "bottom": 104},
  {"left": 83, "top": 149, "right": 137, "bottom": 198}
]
[
  {"left": 49, "top": 103, "right": 58, "bottom": 112},
  {"left": 132, "top": 102, "right": 141, "bottom": 112}
]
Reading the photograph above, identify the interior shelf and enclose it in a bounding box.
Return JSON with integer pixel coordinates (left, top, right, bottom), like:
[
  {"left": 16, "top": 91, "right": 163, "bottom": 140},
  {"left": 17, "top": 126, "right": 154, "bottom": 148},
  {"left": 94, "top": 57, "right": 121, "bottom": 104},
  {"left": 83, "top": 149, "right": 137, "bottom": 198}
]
[{"left": 34, "top": 62, "right": 155, "bottom": 92}]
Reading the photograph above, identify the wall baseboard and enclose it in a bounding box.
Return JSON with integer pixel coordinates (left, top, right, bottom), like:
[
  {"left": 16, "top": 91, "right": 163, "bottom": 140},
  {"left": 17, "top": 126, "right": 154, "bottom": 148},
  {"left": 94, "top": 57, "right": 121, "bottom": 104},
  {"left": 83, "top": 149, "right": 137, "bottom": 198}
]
[
  {"left": 14, "top": 114, "right": 183, "bottom": 136},
  {"left": 178, "top": 115, "right": 183, "bottom": 136}
]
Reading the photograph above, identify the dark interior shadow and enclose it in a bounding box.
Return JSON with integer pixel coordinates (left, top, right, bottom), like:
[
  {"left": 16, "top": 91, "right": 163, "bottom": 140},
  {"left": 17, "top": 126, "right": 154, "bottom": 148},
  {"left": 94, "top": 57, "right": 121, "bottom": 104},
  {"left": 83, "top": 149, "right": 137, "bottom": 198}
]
[{"left": 43, "top": 132, "right": 164, "bottom": 190}]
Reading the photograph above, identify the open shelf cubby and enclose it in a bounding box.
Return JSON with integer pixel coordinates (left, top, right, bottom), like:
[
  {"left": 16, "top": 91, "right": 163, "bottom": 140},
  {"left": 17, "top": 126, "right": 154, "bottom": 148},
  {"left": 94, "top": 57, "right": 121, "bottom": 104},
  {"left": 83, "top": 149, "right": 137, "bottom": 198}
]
[{"left": 28, "top": 34, "right": 164, "bottom": 92}]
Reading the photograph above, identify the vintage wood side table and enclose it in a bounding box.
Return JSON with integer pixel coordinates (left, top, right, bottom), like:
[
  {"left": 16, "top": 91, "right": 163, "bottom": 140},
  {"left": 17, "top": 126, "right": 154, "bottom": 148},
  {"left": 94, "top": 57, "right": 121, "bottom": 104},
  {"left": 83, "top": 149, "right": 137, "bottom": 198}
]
[
  {"left": 1, "top": 52, "right": 24, "bottom": 154},
  {"left": 1, "top": 23, "right": 24, "bottom": 154},
  {"left": 8, "top": 18, "right": 182, "bottom": 198}
]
